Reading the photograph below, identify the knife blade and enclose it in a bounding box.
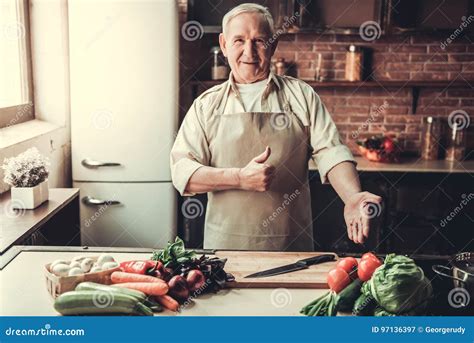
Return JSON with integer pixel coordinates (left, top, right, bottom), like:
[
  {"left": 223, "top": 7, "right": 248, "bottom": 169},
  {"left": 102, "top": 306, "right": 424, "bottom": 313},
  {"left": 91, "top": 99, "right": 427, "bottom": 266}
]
[{"left": 244, "top": 254, "right": 336, "bottom": 278}]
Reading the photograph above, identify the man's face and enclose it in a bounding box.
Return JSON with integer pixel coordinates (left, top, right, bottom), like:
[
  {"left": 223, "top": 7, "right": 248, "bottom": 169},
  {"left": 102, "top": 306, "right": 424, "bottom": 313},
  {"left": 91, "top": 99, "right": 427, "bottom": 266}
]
[{"left": 219, "top": 12, "right": 277, "bottom": 84}]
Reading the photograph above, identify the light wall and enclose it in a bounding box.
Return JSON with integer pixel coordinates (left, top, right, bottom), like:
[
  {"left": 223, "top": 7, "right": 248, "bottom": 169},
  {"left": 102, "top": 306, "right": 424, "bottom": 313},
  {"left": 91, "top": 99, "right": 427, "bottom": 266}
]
[{"left": 0, "top": 0, "right": 71, "bottom": 193}]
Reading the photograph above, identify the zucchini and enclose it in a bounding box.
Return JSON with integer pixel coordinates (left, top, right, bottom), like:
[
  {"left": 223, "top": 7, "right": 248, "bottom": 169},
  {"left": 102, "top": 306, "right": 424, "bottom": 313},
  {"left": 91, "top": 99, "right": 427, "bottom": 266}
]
[
  {"left": 75, "top": 282, "right": 147, "bottom": 302},
  {"left": 336, "top": 279, "right": 363, "bottom": 312},
  {"left": 75, "top": 282, "right": 162, "bottom": 312},
  {"left": 54, "top": 291, "right": 153, "bottom": 316},
  {"left": 352, "top": 293, "right": 376, "bottom": 316}
]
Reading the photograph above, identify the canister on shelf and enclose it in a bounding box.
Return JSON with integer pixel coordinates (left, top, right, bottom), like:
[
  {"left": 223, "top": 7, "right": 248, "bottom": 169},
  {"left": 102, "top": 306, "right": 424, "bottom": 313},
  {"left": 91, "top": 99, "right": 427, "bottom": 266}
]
[
  {"left": 274, "top": 58, "right": 288, "bottom": 76},
  {"left": 445, "top": 123, "right": 466, "bottom": 161},
  {"left": 421, "top": 116, "right": 443, "bottom": 160},
  {"left": 210, "top": 47, "right": 229, "bottom": 80},
  {"left": 345, "top": 45, "right": 364, "bottom": 82}
]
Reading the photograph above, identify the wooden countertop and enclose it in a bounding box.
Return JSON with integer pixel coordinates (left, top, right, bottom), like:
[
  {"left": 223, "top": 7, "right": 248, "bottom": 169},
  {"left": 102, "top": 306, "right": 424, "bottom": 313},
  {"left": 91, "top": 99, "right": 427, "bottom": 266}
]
[
  {"left": 0, "top": 188, "right": 79, "bottom": 254},
  {"left": 0, "top": 247, "right": 327, "bottom": 316},
  {"left": 309, "top": 157, "right": 474, "bottom": 173}
]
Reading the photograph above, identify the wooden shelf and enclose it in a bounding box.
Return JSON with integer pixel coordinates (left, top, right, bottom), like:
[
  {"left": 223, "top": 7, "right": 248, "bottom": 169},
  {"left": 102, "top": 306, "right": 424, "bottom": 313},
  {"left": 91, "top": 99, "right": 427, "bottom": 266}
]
[{"left": 189, "top": 79, "right": 473, "bottom": 114}]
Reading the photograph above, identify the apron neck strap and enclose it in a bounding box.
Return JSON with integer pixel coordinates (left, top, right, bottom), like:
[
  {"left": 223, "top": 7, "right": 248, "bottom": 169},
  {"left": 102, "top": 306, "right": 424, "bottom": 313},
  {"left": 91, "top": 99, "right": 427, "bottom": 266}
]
[
  {"left": 275, "top": 83, "right": 292, "bottom": 114},
  {"left": 212, "top": 80, "right": 232, "bottom": 115}
]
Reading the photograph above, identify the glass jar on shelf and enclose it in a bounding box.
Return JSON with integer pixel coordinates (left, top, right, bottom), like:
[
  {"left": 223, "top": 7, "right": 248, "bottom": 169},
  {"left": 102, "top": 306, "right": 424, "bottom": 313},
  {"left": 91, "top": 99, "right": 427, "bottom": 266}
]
[
  {"left": 345, "top": 45, "right": 364, "bottom": 82},
  {"left": 210, "top": 46, "right": 229, "bottom": 80},
  {"left": 445, "top": 123, "right": 466, "bottom": 161},
  {"left": 421, "top": 116, "right": 443, "bottom": 160}
]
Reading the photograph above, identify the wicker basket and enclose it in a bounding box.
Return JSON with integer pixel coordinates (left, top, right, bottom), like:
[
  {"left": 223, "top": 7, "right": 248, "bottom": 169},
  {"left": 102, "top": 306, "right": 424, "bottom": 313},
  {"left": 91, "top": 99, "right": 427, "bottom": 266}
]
[{"left": 44, "top": 256, "right": 121, "bottom": 298}]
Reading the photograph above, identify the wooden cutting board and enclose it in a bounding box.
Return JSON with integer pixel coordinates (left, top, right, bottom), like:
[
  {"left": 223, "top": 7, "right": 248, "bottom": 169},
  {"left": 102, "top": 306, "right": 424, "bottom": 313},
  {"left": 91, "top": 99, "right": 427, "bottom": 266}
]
[{"left": 215, "top": 251, "right": 339, "bottom": 288}]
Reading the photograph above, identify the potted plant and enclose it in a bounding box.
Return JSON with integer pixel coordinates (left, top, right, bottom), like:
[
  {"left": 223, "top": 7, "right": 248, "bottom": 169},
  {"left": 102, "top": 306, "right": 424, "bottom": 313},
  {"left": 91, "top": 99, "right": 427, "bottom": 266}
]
[{"left": 2, "top": 147, "right": 50, "bottom": 209}]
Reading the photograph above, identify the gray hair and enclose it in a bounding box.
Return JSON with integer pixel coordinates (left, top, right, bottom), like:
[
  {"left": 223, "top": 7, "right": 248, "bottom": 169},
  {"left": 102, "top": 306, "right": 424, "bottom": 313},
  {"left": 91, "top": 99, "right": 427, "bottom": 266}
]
[{"left": 222, "top": 3, "right": 275, "bottom": 37}]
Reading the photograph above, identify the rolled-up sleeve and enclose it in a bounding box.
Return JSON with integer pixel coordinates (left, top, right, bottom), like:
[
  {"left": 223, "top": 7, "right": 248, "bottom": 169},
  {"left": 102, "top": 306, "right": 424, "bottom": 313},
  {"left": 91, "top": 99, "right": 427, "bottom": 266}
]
[
  {"left": 309, "top": 91, "right": 356, "bottom": 183},
  {"left": 170, "top": 99, "right": 211, "bottom": 196}
]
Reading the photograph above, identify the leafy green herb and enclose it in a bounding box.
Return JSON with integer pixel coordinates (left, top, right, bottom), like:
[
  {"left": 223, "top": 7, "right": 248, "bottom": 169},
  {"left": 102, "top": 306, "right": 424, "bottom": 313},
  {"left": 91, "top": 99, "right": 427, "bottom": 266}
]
[{"left": 151, "top": 237, "right": 196, "bottom": 268}]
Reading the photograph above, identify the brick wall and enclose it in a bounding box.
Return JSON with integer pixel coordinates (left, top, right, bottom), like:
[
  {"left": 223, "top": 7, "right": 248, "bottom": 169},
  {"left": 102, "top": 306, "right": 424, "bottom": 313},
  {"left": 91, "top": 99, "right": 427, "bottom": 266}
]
[
  {"left": 275, "top": 34, "right": 474, "bottom": 154},
  {"left": 177, "top": 1, "right": 473, "bottom": 157}
]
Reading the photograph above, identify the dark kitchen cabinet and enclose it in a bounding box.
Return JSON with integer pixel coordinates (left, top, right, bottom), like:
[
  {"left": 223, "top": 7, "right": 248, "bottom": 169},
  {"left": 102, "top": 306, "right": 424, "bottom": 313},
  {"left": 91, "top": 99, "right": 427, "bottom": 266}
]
[
  {"left": 0, "top": 189, "right": 81, "bottom": 255},
  {"left": 292, "top": 0, "right": 386, "bottom": 34},
  {"left": 388, "top": 0, "right": 474, "bottom": 33},
  {"left": 309, "top": 171, "right": 388, "bottom": 254},
  {"left": 383, "top": 173, "right": 474, "bottom": 255},
  {"left": 310, "top": 171, "right": 473, "bottom": 255}
]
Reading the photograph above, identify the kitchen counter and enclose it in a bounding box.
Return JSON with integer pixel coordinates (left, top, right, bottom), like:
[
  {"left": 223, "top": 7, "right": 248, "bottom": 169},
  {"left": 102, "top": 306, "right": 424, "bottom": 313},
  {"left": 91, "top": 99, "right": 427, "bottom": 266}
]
[
  {"left": 0, "top": 246, "right": 327, "bottom": 316},
  {"left": 309, "top": 157, "right": 474, "bottom": 173},
  {"left": 0, "top": 246, "right": 465, "bottom": 316}
]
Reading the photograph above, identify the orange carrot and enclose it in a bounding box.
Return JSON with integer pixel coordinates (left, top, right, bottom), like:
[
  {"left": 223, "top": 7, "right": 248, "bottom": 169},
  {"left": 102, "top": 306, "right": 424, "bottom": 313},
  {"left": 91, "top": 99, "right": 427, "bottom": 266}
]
[
  {"left": 155, "top": 295, "right": 179, "bottom": 312},
  {"left": 112, "top": 282, "right": 169, "bottom": 296},
  {"left": 111, "top": 271, "right": 166, "bottom": 284}
]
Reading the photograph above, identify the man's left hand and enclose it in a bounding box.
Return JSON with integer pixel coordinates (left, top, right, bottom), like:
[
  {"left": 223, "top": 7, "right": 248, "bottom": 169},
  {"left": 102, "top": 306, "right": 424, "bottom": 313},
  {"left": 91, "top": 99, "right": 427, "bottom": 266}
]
[{"left": 343, "top": 191, "right": 383, "bottom": 244}]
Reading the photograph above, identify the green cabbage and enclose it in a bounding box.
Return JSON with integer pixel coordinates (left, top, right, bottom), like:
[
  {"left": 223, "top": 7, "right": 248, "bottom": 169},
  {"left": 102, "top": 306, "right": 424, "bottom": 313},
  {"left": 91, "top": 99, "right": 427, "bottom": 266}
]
[{"left": 365, "top": 254, "right": 433, "bottom": 315}]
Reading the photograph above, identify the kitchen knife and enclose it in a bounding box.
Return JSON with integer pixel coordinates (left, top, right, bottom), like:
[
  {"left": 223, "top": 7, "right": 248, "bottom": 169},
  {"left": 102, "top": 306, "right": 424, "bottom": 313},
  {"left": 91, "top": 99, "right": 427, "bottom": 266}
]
[{"left": 244, "top": 254, "right": 336, "bottom": 278}]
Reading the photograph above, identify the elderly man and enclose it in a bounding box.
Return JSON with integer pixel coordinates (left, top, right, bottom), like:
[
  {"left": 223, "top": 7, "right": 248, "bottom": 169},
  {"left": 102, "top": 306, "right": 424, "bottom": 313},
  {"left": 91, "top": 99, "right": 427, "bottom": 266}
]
[{"left": 171, "top": 3, "right": 382, "bottom": 251}]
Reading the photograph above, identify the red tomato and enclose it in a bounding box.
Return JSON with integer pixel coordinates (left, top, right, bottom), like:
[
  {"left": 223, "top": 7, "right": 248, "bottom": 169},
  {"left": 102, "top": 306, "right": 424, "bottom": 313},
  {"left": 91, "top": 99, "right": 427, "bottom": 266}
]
[
  {"left": 327, "top": 268, "right": 351, "bottom": 293},
  {"left": 336, "top": 257, "right": 358, "bottom": 274},
  {"left": 361, "top": 252, "right": 379, "bottom": 262},
  {"left": 357, "top": 257, "right": 382, "bottom": 281},
  {"left": 383, "top": 138, "right": 395, "bottom": 153}
]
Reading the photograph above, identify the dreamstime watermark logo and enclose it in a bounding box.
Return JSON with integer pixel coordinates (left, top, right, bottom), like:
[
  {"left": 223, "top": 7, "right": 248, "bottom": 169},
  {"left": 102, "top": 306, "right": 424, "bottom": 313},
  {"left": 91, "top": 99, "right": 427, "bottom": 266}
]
[
  {"left": 359, "top": 202, "right": 382, "bottom": 219},
  {"left": 352, "top": 294, "right": 374, "bottom": 315},
  {"left": 351, "top": 101, "right": 388, "bottom": 139},
  {"left": 359, "top": 21, "right": 381, "bottom": 42},
  {"left": 296, "top": 0, "right": 312, "bottom": 6},
  {"left": 440, "top": 193, "right": 473, "bottom": 227},
  {"left": 270, "top": 288, "right": 292, "bottom": 308},
  {"left": 263, "top": 12, "right": 300, "bottom": 49},
  {"left": 179, "top": 279, "right": 213, "bottom": 311},
  {"left": 3, "top": 22, "right": 25, "bottom": 40},
  {"left": 4, "top": 199, "right": 27, "bottom": 218},
  {"left": 440, "top": 16, "right": 474, "bottom": 50},
  {"left": 84, "top": 200, "right": 114, "bottom": 228},
  {"left": 4, "top": 323, "right": 85, "bottom": 337},
  {"left": 181, "top": 198, "right": 204, "bottom": 219},
  {"left": 92, "top": 290, "right": 114, "bottom": 309},
  {"left": 91, "top": 109, "right": 113, "bottom": 130},
  {"left": 270, "top": 112, "right": 292, "bottom": 130},
  {"left": 181, "top": 21, "right": 203, "bottom": 41},
  {"left": 447, "top": 287, "right": 470, "bottom": 308},
  {"left": 448, "top": 110, "right": 470, "bottom": 131},
  {"left": 262, "top": 189, "right": 301, "bottom": 228},
  {"left": 6, "top": 102, "right": 33, "bottom": 127}
]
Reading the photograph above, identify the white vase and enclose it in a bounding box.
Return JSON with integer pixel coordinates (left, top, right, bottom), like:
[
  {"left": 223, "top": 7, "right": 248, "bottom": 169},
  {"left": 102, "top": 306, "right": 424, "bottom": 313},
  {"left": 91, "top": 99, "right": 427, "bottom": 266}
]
[{"left": 11, "top": 180, "right": 49, "bottom": 209}]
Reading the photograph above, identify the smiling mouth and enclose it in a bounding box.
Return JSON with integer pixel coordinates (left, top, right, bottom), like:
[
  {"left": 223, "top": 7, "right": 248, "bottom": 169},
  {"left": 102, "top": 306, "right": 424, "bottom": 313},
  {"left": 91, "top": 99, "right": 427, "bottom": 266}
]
[{"left": 241, "top": 61, "right": 258, "bottom": 65}]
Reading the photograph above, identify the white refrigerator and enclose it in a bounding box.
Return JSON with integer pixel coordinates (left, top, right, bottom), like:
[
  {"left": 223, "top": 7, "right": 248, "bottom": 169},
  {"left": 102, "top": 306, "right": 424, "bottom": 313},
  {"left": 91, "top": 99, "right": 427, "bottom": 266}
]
[{"left": 69, "top": 0, "right": 178, "bottom": 248}]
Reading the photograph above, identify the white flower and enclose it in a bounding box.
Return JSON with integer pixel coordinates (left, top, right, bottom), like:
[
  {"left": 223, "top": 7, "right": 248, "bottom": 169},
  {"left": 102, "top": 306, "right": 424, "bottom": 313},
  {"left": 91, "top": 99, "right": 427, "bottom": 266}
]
[{"left": 2, "top": 147, "right": 50, "bottom": 187}]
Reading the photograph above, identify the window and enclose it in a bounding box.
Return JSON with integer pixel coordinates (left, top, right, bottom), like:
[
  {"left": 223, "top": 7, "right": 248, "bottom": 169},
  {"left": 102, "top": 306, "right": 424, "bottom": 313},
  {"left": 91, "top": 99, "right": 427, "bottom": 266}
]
[{"left": 0, "top": 0, "right": 33, "bottom": 128}]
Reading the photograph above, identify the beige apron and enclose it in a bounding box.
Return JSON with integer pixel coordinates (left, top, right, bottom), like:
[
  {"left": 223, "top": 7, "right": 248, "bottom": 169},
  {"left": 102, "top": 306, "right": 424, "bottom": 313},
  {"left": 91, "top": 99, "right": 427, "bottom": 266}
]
[{"left": 203, "top": 83, "right": 314, "bottom": 251}]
